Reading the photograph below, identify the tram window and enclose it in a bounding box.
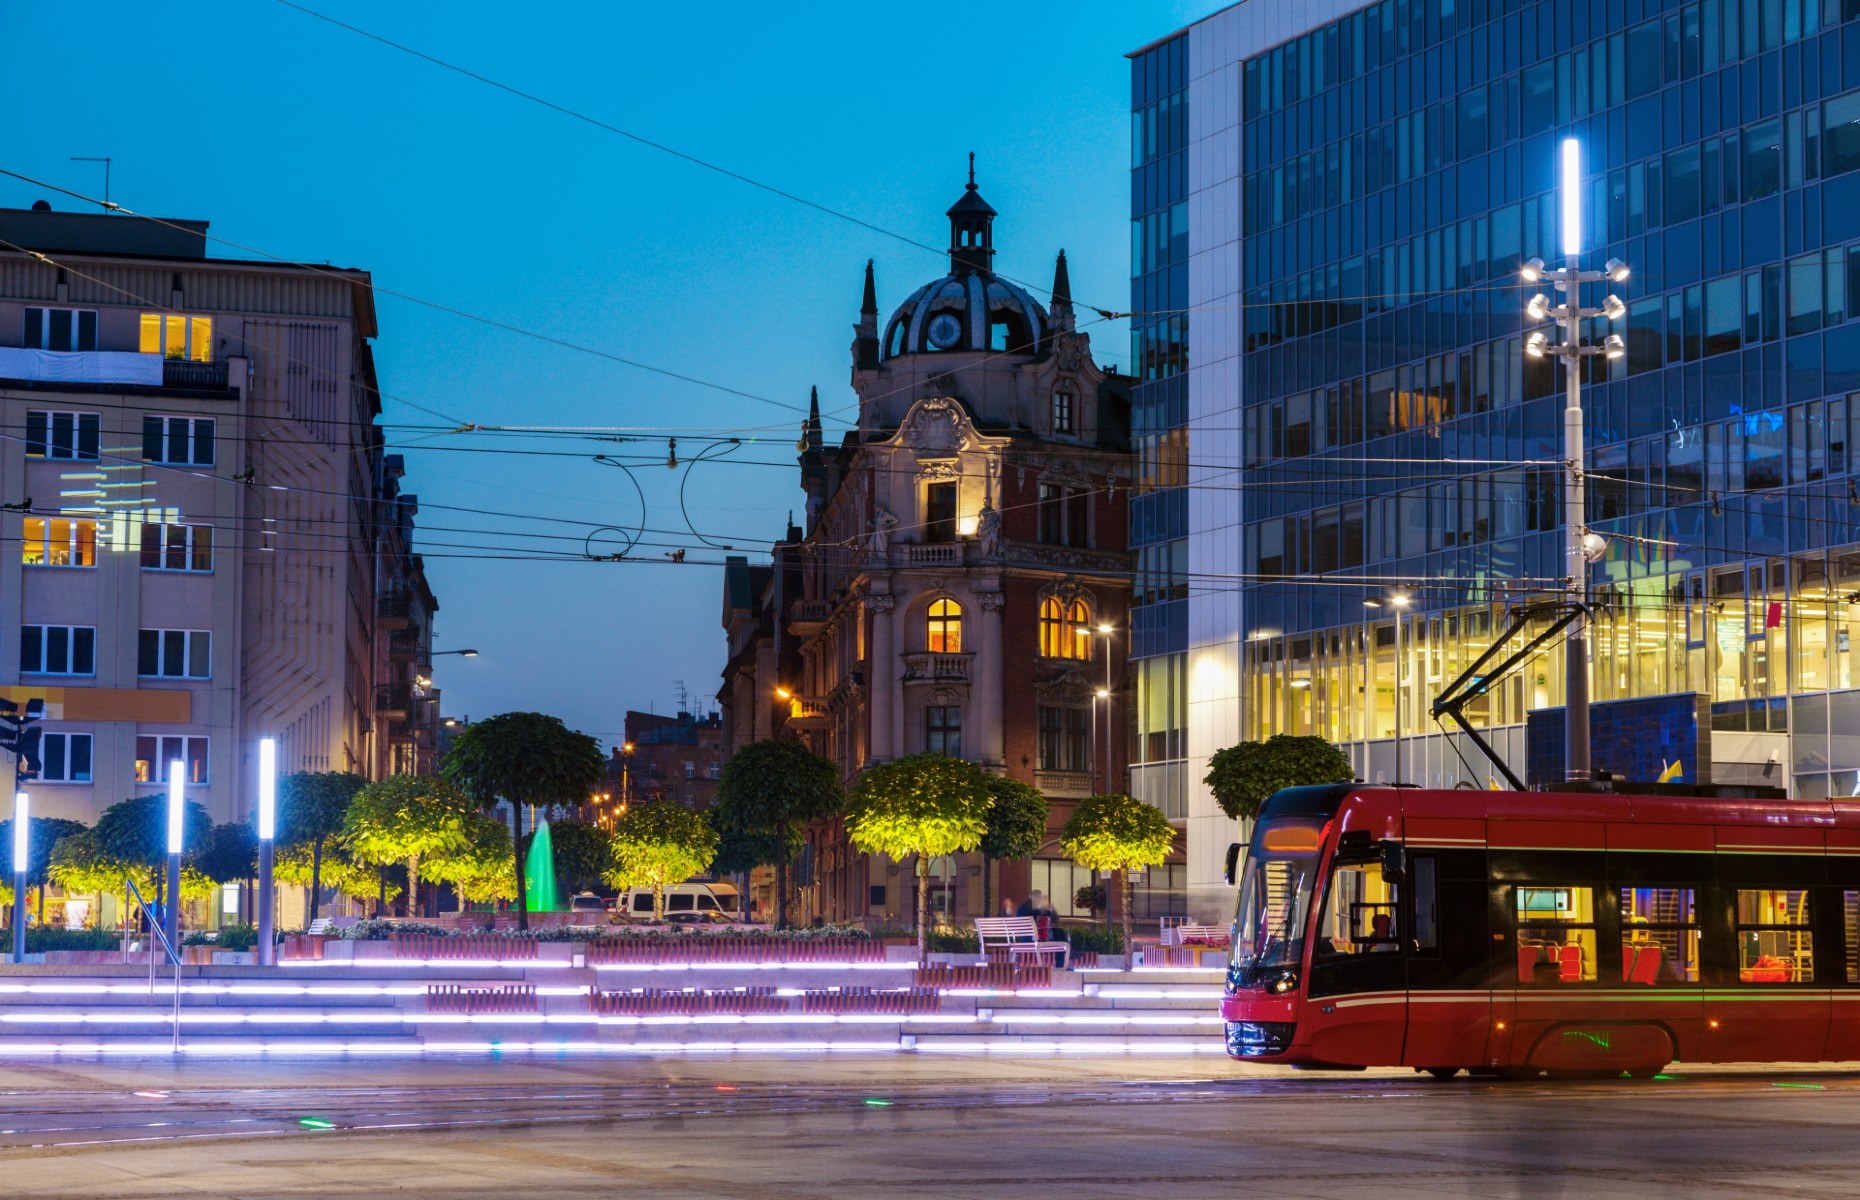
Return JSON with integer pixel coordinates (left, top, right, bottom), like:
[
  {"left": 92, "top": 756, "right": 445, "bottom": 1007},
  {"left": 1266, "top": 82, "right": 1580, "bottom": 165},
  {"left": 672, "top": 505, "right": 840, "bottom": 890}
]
[
  {"left": 1515, "top": 886, "right": 1598, "bottom": 984},
  {"left": 1315, "top": 862, "right": 1400, "bottom": 957},
  {"left": 1847, "top": 892, "right": 1860, "bottom": 984},
  {"left": 1411, "top": 856, "right": 1438, "bottom": 953},
  {"left": 1736, "top": 889, "right": 1813, "bottom": 983},
  {"left": 1618, "top": 887, "right": 1699, "bottom": 983}
]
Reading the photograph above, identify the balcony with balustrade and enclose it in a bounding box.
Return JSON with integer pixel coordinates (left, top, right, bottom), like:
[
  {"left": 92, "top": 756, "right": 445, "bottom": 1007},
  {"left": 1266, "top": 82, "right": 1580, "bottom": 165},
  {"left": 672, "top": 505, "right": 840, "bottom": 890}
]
[{"left": 900, "top": 651, "right": 973, "bottom": 684}]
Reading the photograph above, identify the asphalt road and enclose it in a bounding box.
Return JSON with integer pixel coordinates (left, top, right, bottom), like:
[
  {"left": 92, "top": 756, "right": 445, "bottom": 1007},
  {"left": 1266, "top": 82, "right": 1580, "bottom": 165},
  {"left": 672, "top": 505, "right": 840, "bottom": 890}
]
[{"left": 0, "top": 1055, "right": 1855, "bottom": 1198}]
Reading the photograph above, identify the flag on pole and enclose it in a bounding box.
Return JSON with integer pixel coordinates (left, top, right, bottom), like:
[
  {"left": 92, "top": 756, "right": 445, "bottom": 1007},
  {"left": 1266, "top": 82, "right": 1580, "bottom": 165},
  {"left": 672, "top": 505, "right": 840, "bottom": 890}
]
[
  {"left": 1488, "top": 776, "right": 1502, "bottom": 791},
  {"left": 1657, "top": 758, "right": 1683, "bottom": 783}
]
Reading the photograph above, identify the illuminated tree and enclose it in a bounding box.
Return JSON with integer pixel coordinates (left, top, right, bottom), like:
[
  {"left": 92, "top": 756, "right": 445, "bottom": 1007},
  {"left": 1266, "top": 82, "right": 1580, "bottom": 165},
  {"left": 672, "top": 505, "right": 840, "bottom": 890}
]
[
  {"left": 845, "top": 754, "right": 992, "bottom": 963},
  {"left": 1061, "top": 793, "right": 1177, "bottom": 964},
  {"left": 427, "top": 813, "right": 516, "bottom": 909},
  {"left": 278, "top": 771, "right": 368, "bottom": 922},
  {"left": 1204, "top": 735, "right": 1354, "bottom": 822},
  {"left": 978, "top": 776, "right": 1048, "bottom": 918},
  {"left": 713, "top": 738, "right": 841, "bottom": 928},
  {"left": 342, "top": 775, "right": 474, "bottom": 917},
  {"left": 605, "top": 799, "right": 719, "bottom": 920}
]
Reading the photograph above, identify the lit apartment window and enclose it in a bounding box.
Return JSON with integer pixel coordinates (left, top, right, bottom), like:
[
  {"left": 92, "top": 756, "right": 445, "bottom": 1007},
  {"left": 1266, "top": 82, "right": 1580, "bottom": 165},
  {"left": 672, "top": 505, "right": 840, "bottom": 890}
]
[
  {"left": 38, "top": 733, "right": 93, "bottom": 783},
  {"left": 926, "top": 598, "right": 963, "bottom": 653},
  {"left": 1040, "top": 597, "right": 1092, "bottom": 660},
  {"left": 20, "top": 625, "right": 95, "bottom": 676},
  {"left": 138, "top": 313, "right": 213, "bottom": 362},
  {"left": 23, "top": 518, "right": 97, "bottom": 568},
  {"left": 140, "top": 523, "right": 213, "bottom": 572},
  {"left": 23, "top": 308, "right": 98, "bottom": 352},
  {"left": 142, "top": 416, "right": 215, "bottom": 466},
  {"left": 137, "top": 628, "right": 211, "bottom": 679},
  {"left": 25, "top": 411, "right": 101, "bottom": 460},
  {"left": 1051, "top": 386, "right": 1075, "bottom": 434},
  {"left": 135, "top": 735, "right": 208, "bottom": 784}
]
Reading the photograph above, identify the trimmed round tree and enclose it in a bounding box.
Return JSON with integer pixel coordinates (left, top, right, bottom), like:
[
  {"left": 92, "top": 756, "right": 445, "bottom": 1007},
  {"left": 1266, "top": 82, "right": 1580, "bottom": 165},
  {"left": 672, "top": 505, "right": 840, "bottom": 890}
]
[
  {"left": 427, "top": 813, "right": 517, "bottom": 912},
  {"left": 844, "top": 753, "right": 992, "bottom": 963},
  {"left": 1204, "top": 735, "right": 1354, "bottom": 823},
  {"left": 978, "top": 776, "right": 1048, "bottom": 918},
  {"left": 605, "top": 799, "right": 720, "bottom": 921},
  {"left": 341, "top": 775, "right": 474, "bottom": 918},
  {"left": 92, "top": 794, "right": 212, "bottom": 914},
  {"left": 713, "top": 738, "right": 842, "bottom": 928},
  {"left": 441, "top": 712, "right": 605, "bottom": 930},
  {"left": 1060, "top": 793, "right": 1177, "bottom": 966},
  {"left": 278, "top": 771, "right": 369, "bottom": 922}
]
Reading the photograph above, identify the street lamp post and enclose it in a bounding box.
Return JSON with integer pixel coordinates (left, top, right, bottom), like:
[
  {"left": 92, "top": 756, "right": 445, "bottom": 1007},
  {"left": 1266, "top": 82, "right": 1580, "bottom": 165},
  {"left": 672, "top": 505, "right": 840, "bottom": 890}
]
[
  {"left": 1522, "top": 136, "right": 1628, "bottom": 783},
  {"left": 1096, "top": 624, "right": 1116, "bottom": 795},
  {"left": 164, "top": 760, "right": 185, "bottom": 961},
  {"left": 1094, "top": 688, "right": 1112, "bottom": 794},
  {"left": 256, "top": 737, "right": 277, "bottom": 968},
  {"left": 11, "top": 789, "right": 26, "bottom": 964},
  {"left": 431, "top": 649, "right": 479, "bottom": 658}
]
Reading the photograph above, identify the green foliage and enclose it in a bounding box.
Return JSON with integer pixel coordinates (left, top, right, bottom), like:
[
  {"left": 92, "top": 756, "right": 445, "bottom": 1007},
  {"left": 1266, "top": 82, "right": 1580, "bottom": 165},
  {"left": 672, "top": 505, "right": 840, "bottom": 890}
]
[
  {"left": 92, "top": 794, "right": 213, "bottom": 868},
  {"left": 926, "top": 927, "right": 980, "bottom": 953},
  {"left": 979, "top": 776, "right": 1048, "bottom": 861},
  {"left": 1203, "top": 735, "right": 1355, "bottom": 822},
  {"left": 48, "top": 829, "right": 135, "bottom": 896},
  {"left": 197, "top": 822, "right": 258, "bottom": 884},
  {"left": 341, "top": 775, "right": 474, "bottom": 868},
  {"left": 605, "top": 800, "right": 720, "bottom": 910},
  {"left": 24, "top": 927, "right": 122, "bottom": 952},
  {"left": 278, "top": 772, "right": 368, "bottom": 847},
  {"left": 520, "top": 819, "right": 611, "bottom": 894},
  {"left": 713, "top": 738, "right": 842, "bottom": 928},
  {"left": 1065, "top": 924, "right": 1127, "bottom": 955},
  {"left": 844, "top": 754, "right": 992, "bottom": 862},
  {"left": 1074, "top": 884, "right": 1107, "bottom": 914},
  {"left": 440, "top": 712, "right": 605, "bottom": 812},
  {"left": 426, "top": 813, "right": 517, "bottom": 904},
  {"left": 183, "top": 924, "right": 260, "bottom": 952},
  {"left": 1060, "top": 794, "right": 1177, "bottom": 874},
  {"left": 0, "top": 817, "right": 86, "bottom": 889}
]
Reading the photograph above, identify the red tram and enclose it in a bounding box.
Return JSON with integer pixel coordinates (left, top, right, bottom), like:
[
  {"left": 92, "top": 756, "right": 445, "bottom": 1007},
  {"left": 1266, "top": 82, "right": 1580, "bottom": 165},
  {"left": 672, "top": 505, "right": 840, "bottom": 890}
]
[{"left": 1221, "top": 783, "right": 1860, "bottom": 1078}]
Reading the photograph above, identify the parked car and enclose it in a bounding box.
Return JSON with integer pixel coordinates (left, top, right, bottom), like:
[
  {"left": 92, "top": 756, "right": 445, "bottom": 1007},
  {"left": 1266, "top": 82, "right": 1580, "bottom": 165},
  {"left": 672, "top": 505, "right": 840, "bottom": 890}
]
[
  {"left": 569, "top": 893, "right": 609, "bottom": 914},
  {"left": 616, "top": 882, "right": 741, "bottom": 922}
]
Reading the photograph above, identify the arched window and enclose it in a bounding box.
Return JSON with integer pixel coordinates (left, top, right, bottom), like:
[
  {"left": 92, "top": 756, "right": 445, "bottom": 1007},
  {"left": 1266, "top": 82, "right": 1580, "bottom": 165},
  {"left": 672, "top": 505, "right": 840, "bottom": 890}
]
[
  {"left": 1040, "top": 597, "right": 1091, "bottom": 660},
  {"left": 927, "top": 598, "right": 963, "bottom": 653}
]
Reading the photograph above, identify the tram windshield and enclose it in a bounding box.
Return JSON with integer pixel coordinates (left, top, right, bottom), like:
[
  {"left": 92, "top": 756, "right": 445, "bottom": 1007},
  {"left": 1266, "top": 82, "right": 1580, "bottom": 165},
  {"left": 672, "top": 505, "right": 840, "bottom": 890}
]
[{"left": 1232, "top": 824, "right": 1323, "bottom": 970}]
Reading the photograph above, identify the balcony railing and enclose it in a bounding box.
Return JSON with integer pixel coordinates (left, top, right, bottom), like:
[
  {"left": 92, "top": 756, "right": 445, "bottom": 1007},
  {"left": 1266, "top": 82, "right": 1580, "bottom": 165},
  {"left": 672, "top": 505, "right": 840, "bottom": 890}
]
[
  {"left": 387, "top": 629, "right": 423, "bottom": 659},
  {"left": 1033, "top": 768, "right": 1096, "bottom": 798},
  {"left": 900, "top": 651, "right": 972, "bottom": 683},
  {"left": 903, "top": 542, "right": 962, "bottom": 565},
  {"left": 375, "top": 683, "right": 413, "bottom": 715},
  {"left": 379, "top": 591, "right": 413, "bottom": 622},
  {"left": 788, "top": 599, "right": 833, "bottom": 626},
  {"left": 161, "top": 359, "right": 229, "bottom": 389}
]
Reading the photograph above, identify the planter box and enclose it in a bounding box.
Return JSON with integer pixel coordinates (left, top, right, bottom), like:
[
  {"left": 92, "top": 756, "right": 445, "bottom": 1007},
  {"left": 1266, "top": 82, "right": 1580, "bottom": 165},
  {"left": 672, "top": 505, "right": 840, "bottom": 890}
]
[{"left": 211, "top": 951, "right": 255, "bottom": 966}]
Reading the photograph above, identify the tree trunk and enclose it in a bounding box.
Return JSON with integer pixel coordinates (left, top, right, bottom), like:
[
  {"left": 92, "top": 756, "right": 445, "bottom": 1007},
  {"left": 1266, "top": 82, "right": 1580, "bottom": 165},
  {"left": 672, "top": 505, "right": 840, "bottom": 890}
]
[
  {"left": 376, "top": 866, "right": 386, "bottom": 917},
  {"left": 915, "top": 855, "right": 929, "bottom": 966},
  {"left": 309, "top": 836, "right": 325, "bottom": 922},
  {"left": 407, "top": 854, "right": 420, "bottom": 919},
  {"left": 1119, "top": 867, "right": 1133, "bottom": 972},
  {"left": 512, "top": 803, "right": 529, "bottom": 930},
  {"left": 775, "top": 854, "right": 790, "bottom": 931},
  {"left": 653, "top": 879, "right": 666, "bottom": 927},
  {"left": 981, "top": 853, "right": 993, "bottom": 920}
]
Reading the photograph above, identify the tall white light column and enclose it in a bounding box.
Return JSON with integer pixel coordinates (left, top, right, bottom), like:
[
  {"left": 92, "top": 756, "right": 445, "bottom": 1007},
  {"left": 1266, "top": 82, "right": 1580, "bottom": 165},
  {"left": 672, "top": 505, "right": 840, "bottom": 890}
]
[
  {"left": 256, "top": 738, "right": 277, "bottom": 967},
  {"left": 164, "top": 760, "right": 185, "bottom": 960},
  {"left": 11, "top": 790, "right": 26, "bottom": 964},
  {"left": 1523, "top": 136, "right": 1628, "bottom": 783}
]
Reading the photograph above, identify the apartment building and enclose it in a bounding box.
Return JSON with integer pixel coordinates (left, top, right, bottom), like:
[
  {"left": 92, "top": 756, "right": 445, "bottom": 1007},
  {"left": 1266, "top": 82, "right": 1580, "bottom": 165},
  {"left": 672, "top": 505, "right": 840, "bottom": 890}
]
[{"left": 0, "top": 200, "right": 436, "bottom": 833}]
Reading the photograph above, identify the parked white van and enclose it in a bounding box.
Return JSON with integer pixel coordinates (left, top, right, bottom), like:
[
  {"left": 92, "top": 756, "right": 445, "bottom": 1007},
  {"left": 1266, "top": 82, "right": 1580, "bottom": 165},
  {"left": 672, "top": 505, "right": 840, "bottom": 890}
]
[{"left": 618, "top": 881, "right": 741, "bottom": 921}]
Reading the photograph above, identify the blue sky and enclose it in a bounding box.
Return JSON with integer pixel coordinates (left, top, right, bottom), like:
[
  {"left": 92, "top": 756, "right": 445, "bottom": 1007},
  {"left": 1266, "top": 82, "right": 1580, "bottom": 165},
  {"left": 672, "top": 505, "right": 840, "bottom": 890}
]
[{"left": 4, "top": 1, "right": 1207, "bottom": 747}]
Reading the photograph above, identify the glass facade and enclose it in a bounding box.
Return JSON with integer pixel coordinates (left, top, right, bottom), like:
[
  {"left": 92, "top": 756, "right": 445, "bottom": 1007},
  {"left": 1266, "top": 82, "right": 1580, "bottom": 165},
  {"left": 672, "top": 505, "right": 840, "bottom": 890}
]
[
  {"left": 1131, "top": 34, "right": 1191, "bottom": 818},
  {"left": 1222, "top": 0, "right": 1860, "bottom": 791}
]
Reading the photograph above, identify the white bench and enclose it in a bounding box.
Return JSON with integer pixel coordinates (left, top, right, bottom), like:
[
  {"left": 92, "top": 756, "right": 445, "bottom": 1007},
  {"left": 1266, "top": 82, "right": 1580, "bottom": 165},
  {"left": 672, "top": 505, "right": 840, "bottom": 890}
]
[
  {"left": 1166, "top": 923, "right": 1232, "bottom": 949},
  {"left": 975, "top": 916, "right": 1069, "bottom": 969}
]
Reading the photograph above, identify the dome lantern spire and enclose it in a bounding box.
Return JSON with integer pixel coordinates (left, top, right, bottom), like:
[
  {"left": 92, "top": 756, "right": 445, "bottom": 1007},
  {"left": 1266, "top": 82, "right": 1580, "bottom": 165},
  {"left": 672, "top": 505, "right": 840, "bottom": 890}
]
[{"left": 947, "top": 151, "right": 996, "bottom": 276}]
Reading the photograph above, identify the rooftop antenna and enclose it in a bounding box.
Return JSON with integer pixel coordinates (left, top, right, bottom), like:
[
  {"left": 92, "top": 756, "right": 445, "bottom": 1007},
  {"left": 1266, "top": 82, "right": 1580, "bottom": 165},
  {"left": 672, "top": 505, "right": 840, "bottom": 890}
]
[
  {"left": 674, "top": 680, "right": 691, "bottom": 716},
  {"left": 69, "top": 158, "right": 111, "bottom": 209}
]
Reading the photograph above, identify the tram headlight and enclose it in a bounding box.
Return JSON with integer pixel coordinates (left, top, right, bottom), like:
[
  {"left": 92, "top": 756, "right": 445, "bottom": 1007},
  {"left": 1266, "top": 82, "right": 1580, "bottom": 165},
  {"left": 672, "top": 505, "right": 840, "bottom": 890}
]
[{"left": 1265, "top": 968, "right": 1300, "bottom": 995}]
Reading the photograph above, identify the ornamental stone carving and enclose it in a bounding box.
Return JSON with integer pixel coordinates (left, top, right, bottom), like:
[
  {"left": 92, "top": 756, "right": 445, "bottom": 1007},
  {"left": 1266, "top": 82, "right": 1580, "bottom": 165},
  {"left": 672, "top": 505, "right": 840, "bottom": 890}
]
[
  {"left": 1041, "top": 575, "right": 1098, "bottom": 614},
  {"left": 899, "top": 395, "right": 967, "bottom": 455},
  {"left": 867, "top": 593, "right": 896, "bottom": 615},
  {"left": 975, "top": 588, "right": 1006, "bottom": 612},
  {"left": 1035, "top": 668, "right": 1095, "bottom": 705},
  {"left": 916, "top": 460, "right": 960, "bottom": 484}
]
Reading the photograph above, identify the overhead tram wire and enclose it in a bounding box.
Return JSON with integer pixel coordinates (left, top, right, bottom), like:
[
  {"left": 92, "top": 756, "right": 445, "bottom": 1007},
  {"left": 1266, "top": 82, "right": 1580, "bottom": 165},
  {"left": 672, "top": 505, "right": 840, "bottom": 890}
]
[{"left": 0, "top": 171, "right": 812, "bottom": 420}]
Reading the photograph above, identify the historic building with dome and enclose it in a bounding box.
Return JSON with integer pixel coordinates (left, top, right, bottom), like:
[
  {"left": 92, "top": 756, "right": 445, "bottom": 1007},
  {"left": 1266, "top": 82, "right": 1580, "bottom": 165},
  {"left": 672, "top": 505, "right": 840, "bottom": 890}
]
[{"left": 720, "top": 165, "right": 1155, "bottom": 927}]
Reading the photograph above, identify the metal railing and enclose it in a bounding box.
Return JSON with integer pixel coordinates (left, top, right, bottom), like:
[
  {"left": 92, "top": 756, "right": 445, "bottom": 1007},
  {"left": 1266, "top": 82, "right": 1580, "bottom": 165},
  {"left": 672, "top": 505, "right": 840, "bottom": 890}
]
[
  {"left": 161, "top": 359, "right": 229, "bottom": 388},
  {"left": 121, "top": 878, "right": 181, "bottom": 1053}
]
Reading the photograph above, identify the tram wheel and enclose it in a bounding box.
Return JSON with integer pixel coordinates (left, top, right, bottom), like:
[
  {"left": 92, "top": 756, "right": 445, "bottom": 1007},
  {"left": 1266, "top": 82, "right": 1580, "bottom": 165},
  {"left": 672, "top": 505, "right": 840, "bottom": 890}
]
[{"left": 1422, "top": 1067, "right": 1461, "bottom": 1081}]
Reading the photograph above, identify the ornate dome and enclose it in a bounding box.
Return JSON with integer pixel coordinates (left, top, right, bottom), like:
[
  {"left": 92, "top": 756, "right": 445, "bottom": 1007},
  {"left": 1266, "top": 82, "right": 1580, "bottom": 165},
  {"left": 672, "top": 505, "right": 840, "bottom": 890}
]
[
  {"left": 882, "top": 273, "right": 1049, "bottom": 359},
  {"left": 879, "top": 158, "right": 1050, "bottom": 361}
]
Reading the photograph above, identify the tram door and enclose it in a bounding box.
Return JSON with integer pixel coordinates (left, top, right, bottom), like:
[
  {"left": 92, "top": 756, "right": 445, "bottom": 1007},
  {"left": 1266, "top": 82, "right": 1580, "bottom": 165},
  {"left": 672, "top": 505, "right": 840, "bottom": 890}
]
[
  {"left": 1400, "top": 854, "right": 1493, "bottom": 1068},
  {"left": 1308, "top": 847, "right": 1408, "bottom": 1065}
]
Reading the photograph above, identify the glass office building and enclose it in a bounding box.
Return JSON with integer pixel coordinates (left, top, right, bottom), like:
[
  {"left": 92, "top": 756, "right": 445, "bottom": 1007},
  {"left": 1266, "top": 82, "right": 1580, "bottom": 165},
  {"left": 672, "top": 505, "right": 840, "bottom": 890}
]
[{"left": 1147, "top": 0, "right": 1860, "bottom": 918}]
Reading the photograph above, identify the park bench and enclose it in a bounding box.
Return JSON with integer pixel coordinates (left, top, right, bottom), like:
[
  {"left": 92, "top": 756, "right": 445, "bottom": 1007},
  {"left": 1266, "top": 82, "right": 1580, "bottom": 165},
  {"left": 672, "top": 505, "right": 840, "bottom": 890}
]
[{"left": 974, "top": 916, "right": 1069, "bottom": 969}]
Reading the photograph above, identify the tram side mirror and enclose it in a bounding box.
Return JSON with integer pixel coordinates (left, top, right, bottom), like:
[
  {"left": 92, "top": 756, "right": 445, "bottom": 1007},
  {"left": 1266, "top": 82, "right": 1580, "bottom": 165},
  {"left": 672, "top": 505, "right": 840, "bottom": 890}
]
[
  {"left": 1379, "top": 841, "right": 1407, "bottom": 885},
  {"left": 1223, "top": 842, "right": 1242, "bottom": 887}
]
